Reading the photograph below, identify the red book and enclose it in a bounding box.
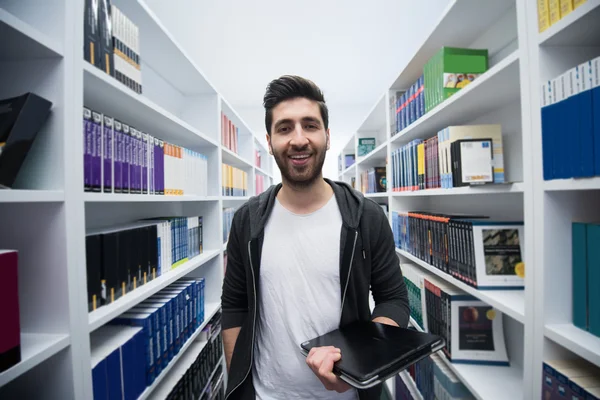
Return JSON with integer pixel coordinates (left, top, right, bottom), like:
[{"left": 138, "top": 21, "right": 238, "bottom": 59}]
[{"left": 0, "top": 250, "right": 20, "bottom": 373}]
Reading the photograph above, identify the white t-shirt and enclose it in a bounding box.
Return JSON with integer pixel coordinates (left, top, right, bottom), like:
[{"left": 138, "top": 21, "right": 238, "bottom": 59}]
[{"left": 252, "top": 195, "right": 358, "bottom": 400}]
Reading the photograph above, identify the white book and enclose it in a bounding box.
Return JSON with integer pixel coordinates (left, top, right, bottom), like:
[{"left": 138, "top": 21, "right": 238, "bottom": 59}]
[
  {"left": 552, "top": 77, "right": 562, "bottom": 103},
  {"left": 541, "top": 82, "right": 547, "bottom": 107},
  {"left": 592, "top": 56, "right": 600, "bottom": 89},
  {"left": 579, "top": 61, "right": 593, "bottom": 91}
]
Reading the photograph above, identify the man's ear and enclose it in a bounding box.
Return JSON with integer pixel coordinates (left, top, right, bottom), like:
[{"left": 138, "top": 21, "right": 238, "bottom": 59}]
[
  {"left": 266, "top": 133, "right": 273, "bottom": 155},
  {"left": 326, "top": 129, "right": 330, "bottom": 150}
]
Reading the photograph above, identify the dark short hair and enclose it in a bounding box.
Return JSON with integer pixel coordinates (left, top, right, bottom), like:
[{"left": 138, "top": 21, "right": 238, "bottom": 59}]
[{"left": 263, "top": 75, "right": 329, "bottom": 135}]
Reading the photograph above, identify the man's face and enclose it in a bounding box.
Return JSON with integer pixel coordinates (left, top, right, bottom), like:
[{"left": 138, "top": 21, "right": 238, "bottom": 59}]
[{"left": 266, "top": 97, "right": 329, "bottom": 188}]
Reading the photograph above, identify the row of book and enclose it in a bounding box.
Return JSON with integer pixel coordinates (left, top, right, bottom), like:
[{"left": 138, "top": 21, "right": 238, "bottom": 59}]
[
  {"left": 84, "top": 0, "right": 142, "bottom": 93},
  {"left": 390, "top": 76, "right": 425, "bottom": 136},
  {"left": 360, "top": 167, "right": 387, "bottom": 194},
  {"left": 402, "top": 263, "right": 510, "bottom": 365},
  {"left": 164, "top": 313, "right": 224, "bottom": 400},
  {"left": 0, "top": 92, "right": 52, "bottom": 189},
  {"left": 0, "top": 251, "right": 20, "bottom": 374},
  {"left": 541, "top": 57, "right": 600, "bottom": 181},
  {"left": 256, "top": 174, "right": 267, "bottom": 195},
  {"left": 91, "top": 278, "right": 206, "bottom": 398},
  {"left": 392, "top": 211, "right": 525, "bottom": 289},
  {"left": 83, "top": 108, "right": 209, "bottom": 196},
  {"left": 86, "top": 216, "right": 203, "bottom": 312},
  {"left": 538, "top": 0, "right": 588, "bottom": 33},
  {"left": 221, "top": 113, "right": 240, "bottom": 154},
  {"left": 542, "top": 359, "right": 600, "bottom": 400},
  {"left": 221, "top": 164, "right": 248, "bottom": 197},
  {"left": 223, "top": 208, "right": 235, "bottom": 244},
  {"left": 572, "top": 222, "right": 600, "bottom": 338},
  {"left": 395, "top": 354, "right": 474, "bottom": 400},
  {"left": 390, "top": 124, "right": 505, "bottom": 192}
]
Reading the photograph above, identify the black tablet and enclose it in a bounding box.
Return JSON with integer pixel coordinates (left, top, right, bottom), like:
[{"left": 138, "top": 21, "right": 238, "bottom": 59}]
[{"left": 300, "top": 321, "right": 445, "bottom": 389}]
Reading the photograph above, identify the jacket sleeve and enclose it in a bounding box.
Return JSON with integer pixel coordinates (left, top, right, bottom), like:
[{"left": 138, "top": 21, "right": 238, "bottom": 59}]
[
  {"left": 221, "top": 208, "right": 249, "bottom": 330},
  {"left": 370, "top": 207, "right": 411, "bottom": 328}
]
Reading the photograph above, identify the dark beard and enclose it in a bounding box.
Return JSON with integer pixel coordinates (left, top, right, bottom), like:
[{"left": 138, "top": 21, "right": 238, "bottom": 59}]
[{"left": 272, "top": 146, "right": 327, "bottom": 190}]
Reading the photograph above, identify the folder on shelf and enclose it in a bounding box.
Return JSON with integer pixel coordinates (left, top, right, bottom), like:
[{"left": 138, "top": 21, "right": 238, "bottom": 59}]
[{"left": 300, "top": 321, "right": 444, "bottom": 389}]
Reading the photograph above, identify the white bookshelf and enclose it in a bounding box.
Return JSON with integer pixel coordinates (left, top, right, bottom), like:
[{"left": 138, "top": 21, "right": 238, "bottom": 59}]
[
  {"left": 0, "top": 0, "right": 271, "bottom": 398},
  {"left": 341, "top": 0, "right": 600, "bottom": 398}
]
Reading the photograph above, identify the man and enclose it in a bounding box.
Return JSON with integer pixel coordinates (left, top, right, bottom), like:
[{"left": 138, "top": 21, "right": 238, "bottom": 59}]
[{"left": 221, "top": 75, "right": 410, "bottom": 400}]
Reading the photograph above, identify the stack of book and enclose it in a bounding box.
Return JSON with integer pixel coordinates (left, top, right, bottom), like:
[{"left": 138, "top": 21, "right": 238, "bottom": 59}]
[
  {"left": 542, "top": 359, "right": 600, "bottom": 400},
  {"left": 221, "top": 164, "right": 247, "bottom": 196},
  {"left": 84, "top": 0, "right": 142, "bottom": 93},
  {"left": 83, "top": 107, "right": 209, "bottom": 196},
  {"left": 393, "top": 211, "right": 525, "bottom": 289},
  {"left": 537, "top": 0, "right": 588, "bottom": 33},
  {"left": 541, "top": 57, "right": 600, "bottom": 181},
  {"left": 424, "top": 48, "right": 488, "bottom": 113},
  {"left": 0, "top": 251, "right": 20, "bottom": 374},
  {"left": 85, "top": 217, "right": 203, "bottom": 312},
  {"left": 572, "top": 223, "right": 600, "bottom": 339},
  {"left": 360, "top": 167, "right": 386, "bottom": 194},
  {"left": 91, "top": 278, "right": 206, "bottom": 396},
  {"left": 164, "top": 312, "right": 224, "bottom": 400},
  {"left": 221, "top": 113, "right": 239, "bottom": 154},
  {"left": 223, "top": 208, "right": 235, "bottom": 244},
  {"left": 390, "top": 124, "right": 505, "bottom": 192},
  {"left": 390, "top": 76, "right": 425, "bottom": 136}
]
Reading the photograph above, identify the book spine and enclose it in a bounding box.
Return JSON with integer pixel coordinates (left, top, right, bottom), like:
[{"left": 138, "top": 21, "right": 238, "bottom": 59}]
[{"left": 84, "top": 107, "right": 93, "bottom": 191}]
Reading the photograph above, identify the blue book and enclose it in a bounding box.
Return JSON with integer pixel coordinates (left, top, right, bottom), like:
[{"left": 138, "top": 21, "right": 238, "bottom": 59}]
[
  {"left": 152, "top": 293, "right": 184, "bottom": 348},
  {"left": 104, "top": 349, "right": 121, "bottom": 400},
  {"left": 91, "top": 358, "right": 108, "bottom": 400},
  {"left": 147, "top": 295, "right": 180, "bottom": 352},
  {"left": 140, "top": 301, "right": 174, "bottom": 362},
  {"left": 131, "top": 306, "right": 167, "bottom": 368},
  {"left": 110, "top": 313, "right": 156, "bottom": 384},
  {"left": 593, "top": 87, "right": 600, "bottom": 176},
  {"left": 587, "top": 224, "right": 600, "bottom": 337},
  {"left": 541, "top": 104, "right": 554, "bottom": 180},
  {"left": 577, "top": 90, "right": 594, "bottom": 177},
  {"left": 573, "top": 223, "right": 588, "bottom": 330}
]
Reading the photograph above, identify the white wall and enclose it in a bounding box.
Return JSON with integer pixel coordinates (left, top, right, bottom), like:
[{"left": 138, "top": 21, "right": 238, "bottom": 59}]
[{"left": 145, "top": 0, "right": 450, "bottom": 183}]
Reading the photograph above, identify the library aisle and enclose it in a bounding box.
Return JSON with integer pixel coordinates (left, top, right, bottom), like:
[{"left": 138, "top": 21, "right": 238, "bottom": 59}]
[{"left": 1, "top": 0, "right": 600, "bottom": 400}]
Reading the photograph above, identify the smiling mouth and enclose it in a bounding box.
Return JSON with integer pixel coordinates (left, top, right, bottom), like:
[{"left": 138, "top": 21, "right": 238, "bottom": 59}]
[{"left": 289, "top": 154, "right": 311, "bottom": 166}]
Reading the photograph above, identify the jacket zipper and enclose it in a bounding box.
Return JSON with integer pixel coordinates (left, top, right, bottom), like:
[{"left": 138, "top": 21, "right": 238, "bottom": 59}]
[
  {"left": 225, "top": 241, "right": 258, "bottom": 399},
  {"left": 340, "top": 231, "right": 358, "bottom": 314}
]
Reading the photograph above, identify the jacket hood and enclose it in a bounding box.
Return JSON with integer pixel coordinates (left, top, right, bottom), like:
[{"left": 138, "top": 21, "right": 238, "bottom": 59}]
[{"left": 246, "top": 178, "right": 365, "bottom": 238}]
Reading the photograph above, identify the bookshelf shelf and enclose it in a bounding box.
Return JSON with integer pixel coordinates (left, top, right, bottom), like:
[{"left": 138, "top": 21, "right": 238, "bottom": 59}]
[
  {"left": 341, "top": 165, "right": 355, "bottom": 176},
  {"left": 545, "top": 324, "right": 600, "bottom": 367},
  {"left": 356, "top": 141, "right": 388, "bottom": 167},
  {"left": 543, "top": 177, "right": 600, "bottom": 192},
  {"left": 254, "top": 166, "right": 272, "bottom": 179},
  {"left": 538, "top": 0, "right": 600, "bottom": 46},
  {"left": 397, "top": 249, "right": 525, "bottom": 323},
  {"left": 391, "top": 182, "right": 524, "bottom": 197},
  {"left": 364, "top": 192, "right": 388, "bottom": 198},
  {"left": 222, "top": 196, "right": 250, "bottom": 202},
  {"left": 83, "top": 63, "right": 217, "bottom": 150},
  {"left": 83, "top": 193, "right": 219, "bottom": 203},
  {"left": 0, "top": 190, "right": 64, "bottom": 203},
  {"left": 137, "top": 302, "right": 220, "bottom": 400},
  {"left": 408, "top": 318, "right": 523, "bottom": 400},
  {"left": 222, "top": 147, "right": 253, "bottom": 170},
  {"left": 390, "top": 51, "right": 520, "bottom": 146},
  {"left": 88, "top": 249, "right": 220, "bottom": 332},
  {"left": 0, "top": 8, "right": 64, "bottom": 60},
  {"left": 0, "top": 333, "right": 70, "bottom": 388}
]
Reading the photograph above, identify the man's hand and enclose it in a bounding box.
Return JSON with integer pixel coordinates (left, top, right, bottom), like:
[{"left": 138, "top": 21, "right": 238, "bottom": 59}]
[{"left": 306, "top": 346, "right": 352, "bottom": 393}]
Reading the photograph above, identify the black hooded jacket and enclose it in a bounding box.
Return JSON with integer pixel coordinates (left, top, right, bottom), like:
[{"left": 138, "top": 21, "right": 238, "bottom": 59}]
[{"left": 221, "top": 179, "right": 410, "bottom": 399}]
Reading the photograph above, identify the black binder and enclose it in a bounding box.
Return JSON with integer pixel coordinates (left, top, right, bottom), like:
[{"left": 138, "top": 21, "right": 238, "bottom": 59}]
[{"left": 300, "top": 321, "right": 444, "bottom": 389}]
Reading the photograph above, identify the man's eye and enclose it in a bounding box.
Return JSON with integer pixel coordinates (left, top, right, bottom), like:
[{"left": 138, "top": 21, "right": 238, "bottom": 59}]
[
  {"left": 278, "top": 126, "right": 290, "bottom": 133},
  {"left": 306, "top": 124, "right": 318, "bottom": 130}
]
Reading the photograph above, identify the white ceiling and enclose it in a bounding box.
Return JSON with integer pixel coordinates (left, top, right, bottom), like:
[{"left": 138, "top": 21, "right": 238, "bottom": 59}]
[{"left": 146, "top": 0, "right": 450, "bottom": 179}]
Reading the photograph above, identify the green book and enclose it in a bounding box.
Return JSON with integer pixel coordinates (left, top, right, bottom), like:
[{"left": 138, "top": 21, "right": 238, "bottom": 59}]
[
  {"left": 572, "top": 223, "right": 588, "bottom": 330},
  {"left": 587, "top": 223, "right": 600, "bottom": 336}
]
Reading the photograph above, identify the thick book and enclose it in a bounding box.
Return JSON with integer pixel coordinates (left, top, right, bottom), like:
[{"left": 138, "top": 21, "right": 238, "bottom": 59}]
[
  {"left": 0, "top": 93, "right": 53, "bottom": 189},
  {"left": 300, "top": 321, "right": 444, "bottom": 389},
  {"left": 0, "top": 250, "right": 20, "bottom": 373}
]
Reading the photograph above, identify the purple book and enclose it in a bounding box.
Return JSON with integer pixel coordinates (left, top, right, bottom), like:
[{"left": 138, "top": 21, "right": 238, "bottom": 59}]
[
  {"left": 113, "top": 120, "right": 123, "bottom": 193},
  {"left": 154, "top": 138, "right": 160, "bottom": 195},
  {"left": 136, "top": 129, "right": 143, "bottom": 193},
  {"left": 91, "top": 111, "right": 103, "bottom": 192},
  {"left": 83, "top": 107, "right": 93, "bottom": 191},
  {"left": 158, "top": 140, "right": 164, "bottom": 195},
  {"left": 131, "top": 128, "right": 139, "bottom": 194},
  {"left": 122, "top": 123, "right": 131, "bottom": 194},
  {"left": 102, "top": 116, "right": 113, "bottom": 193},
  {"left": 142, "top": 132, "right": 148, "bottom": 194}
]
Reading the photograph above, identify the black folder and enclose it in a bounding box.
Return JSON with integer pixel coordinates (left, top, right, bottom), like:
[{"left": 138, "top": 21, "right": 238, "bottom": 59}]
[{"left": 300, "top": 321, "right": 444, "bottom": 389}]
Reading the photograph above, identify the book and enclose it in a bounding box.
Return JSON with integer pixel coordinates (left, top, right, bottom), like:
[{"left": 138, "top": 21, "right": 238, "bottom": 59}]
[
  {"left": 452, "top": 138, "right": 494, "bottom": 187},
  {"left": 0, "top": 251, "right": 20, "bottom": 374},
  {"left": 84, "top": 0, "right": 101, "bottom": 68},
  {"left": 0, "top": 93, "right": 53, "bottom": 189},
  {"left": 542, "top": 359, "right": 600, "bottom": 400},
  {"left": 110, "top": 5, "right": 142, "bottom": 93},
  {"left": 357, "top": 138, "right": 376, "bottom": 157},
  {"left": 98, "top": 0, "right": 114, "bottom": 76}
]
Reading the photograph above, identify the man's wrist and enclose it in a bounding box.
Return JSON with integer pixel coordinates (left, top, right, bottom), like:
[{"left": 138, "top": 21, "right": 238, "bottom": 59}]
[{"left": 372, "top": 316, "right": 399, "bottom": 327}]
